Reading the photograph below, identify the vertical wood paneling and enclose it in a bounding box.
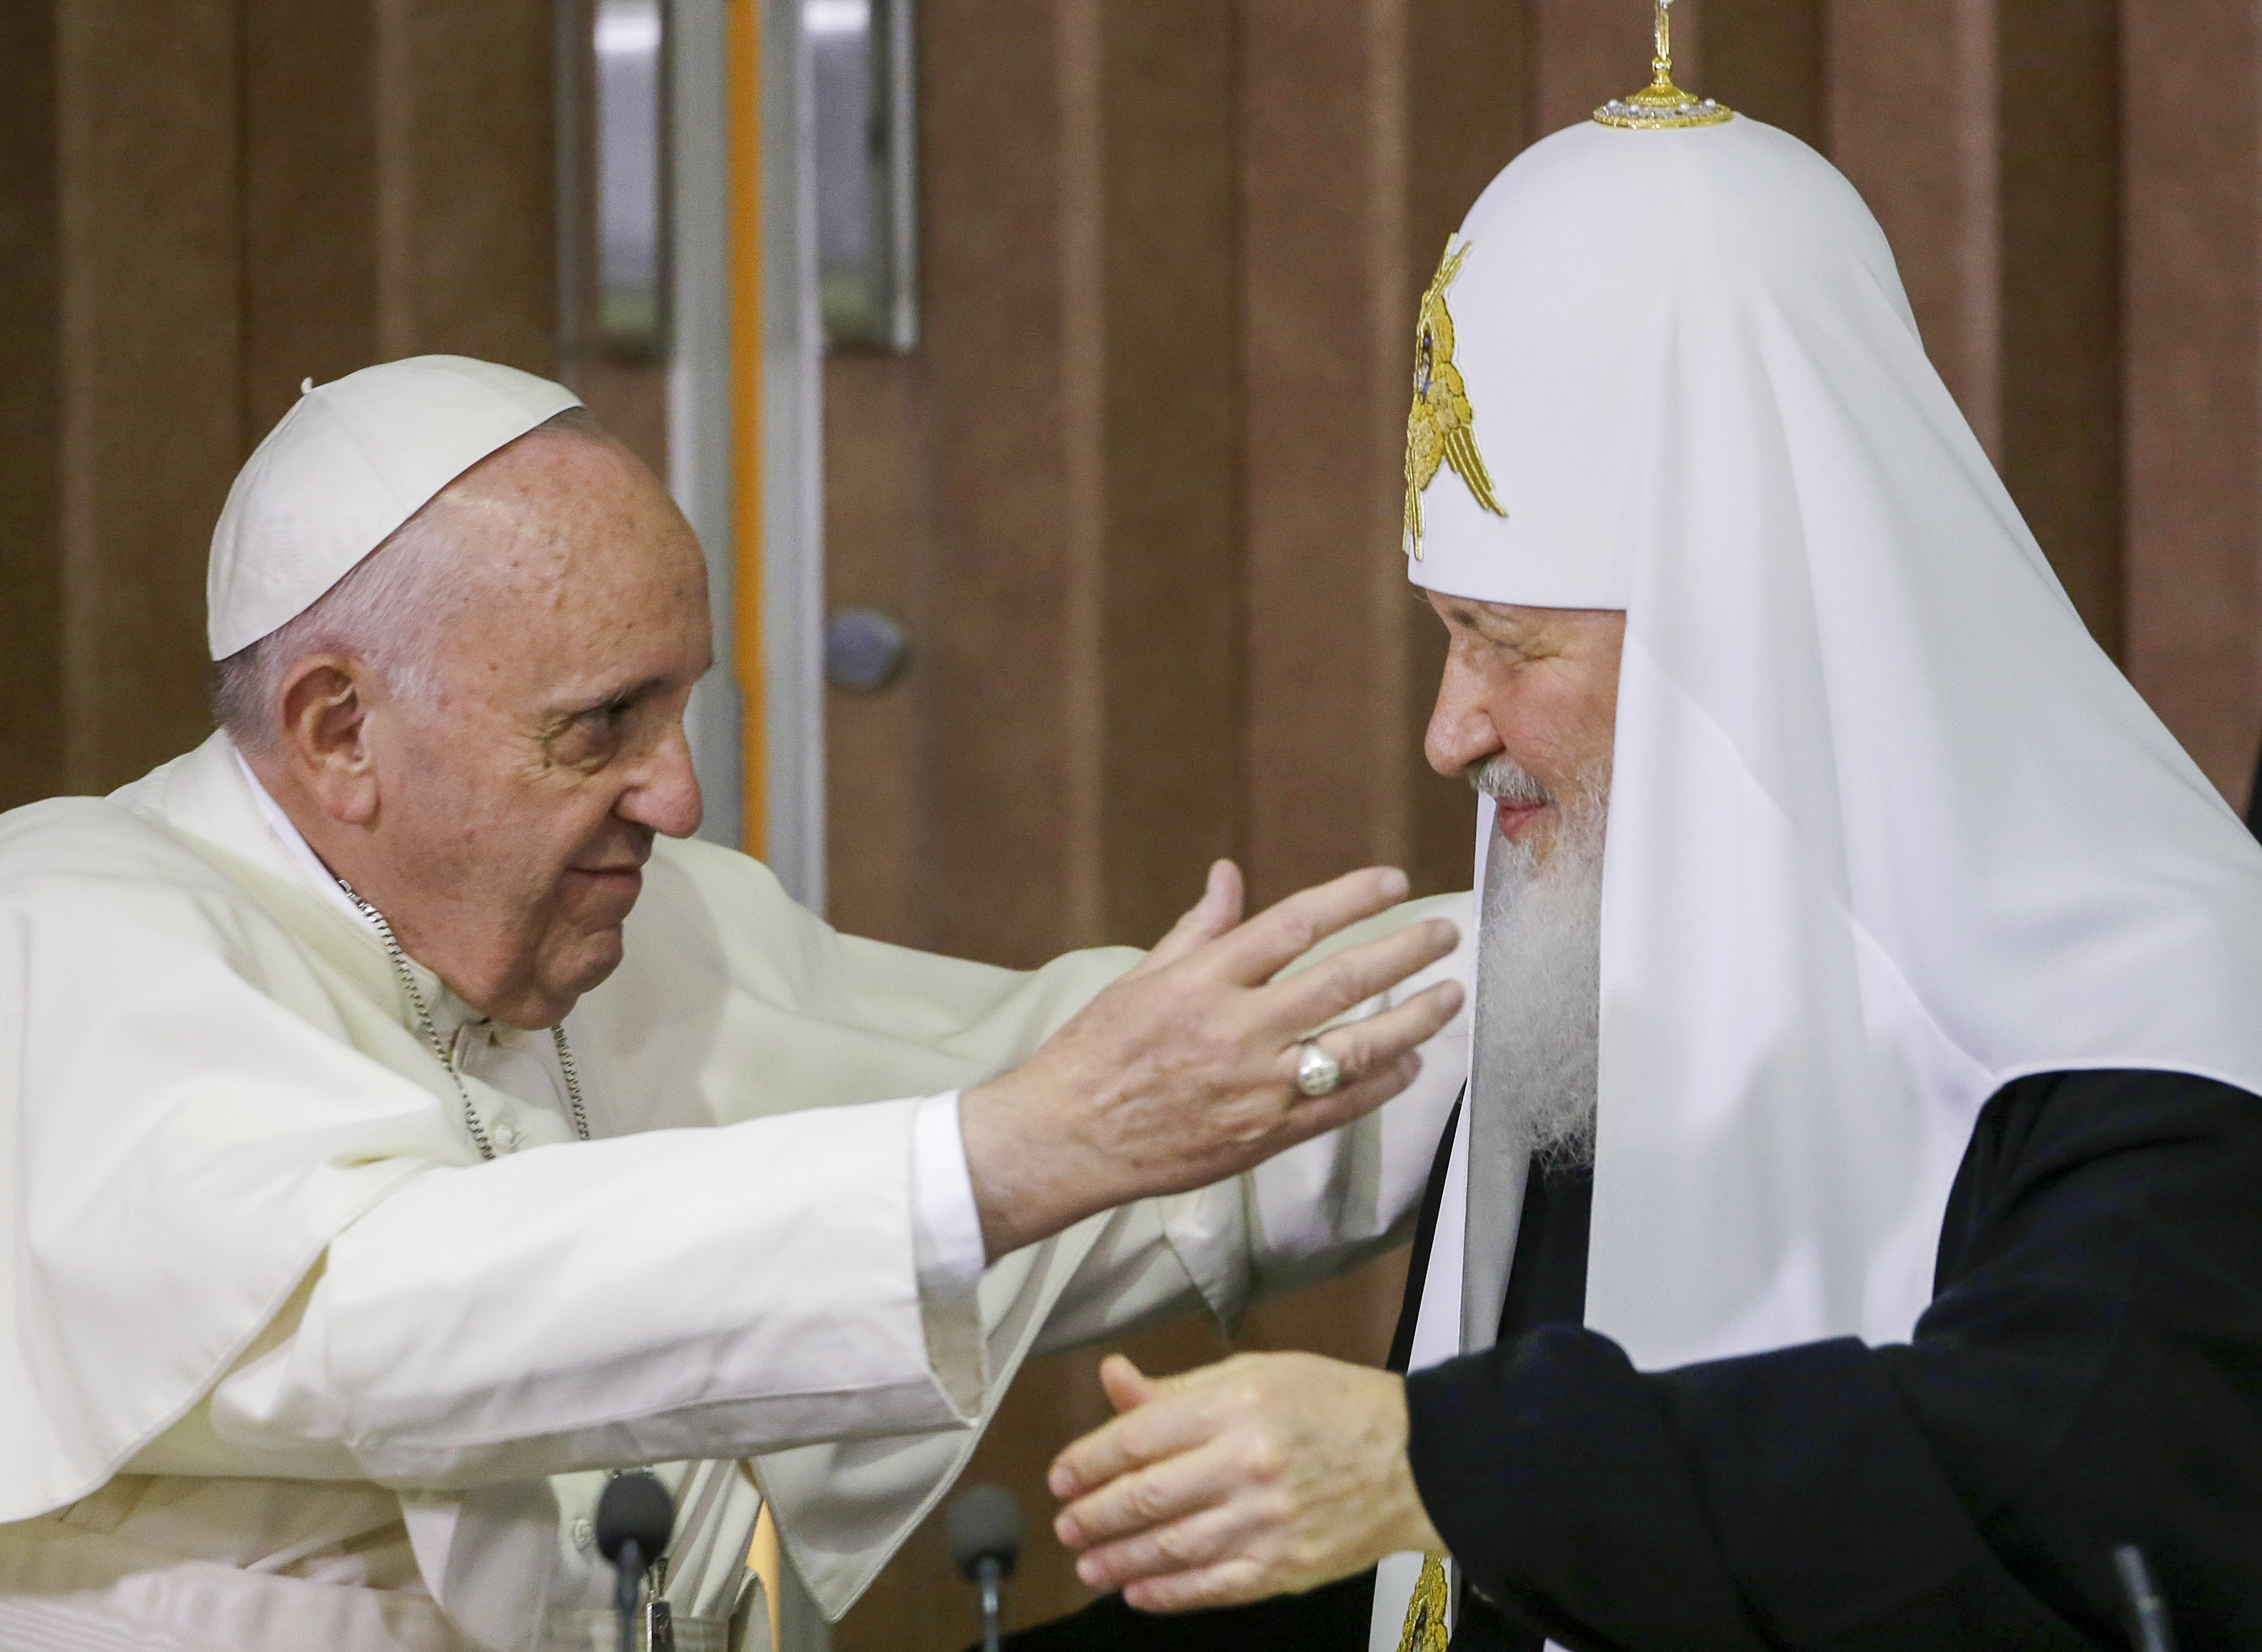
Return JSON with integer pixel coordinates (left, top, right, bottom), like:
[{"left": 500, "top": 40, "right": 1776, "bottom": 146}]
[
  {"left": 2123, "top": 0, "right": 2262, "bottom": 798},
  {"left": 1059, "top": 0, "right": 1108, "bottom": 952},
  {"left": 1530, "top": 0, "right": 1654, "bottom": 138},
  {"left": 1829, "top": 0, "right": 2002, "bottom": 451},
  {"left": 241, "top": 0, "right": 379, "bottom": 436},
  {"left": 1701, "top": 0, "right": 1826, "bottom": 147},
  {"left": 0, "top": 3, "right": 63, "bottom": 808},
  {"left": 374, "top": 0, "right": 557, "bottom": 370},
  {"left": 1098, "top": 0, "right": 1243, "bottom": 946},
  {"left": 1240, "top": 0, "right": 1409, "bottom": 908},
  {"left": 1996, "top": 0, "right": 2121, "bottom": 650},
  {"left": 919, "top": 0, "right": 1084, "bottom": 969},
  {"left": 0, "top": 0, "right": 563, "bottom": 809},
  {"left": 822, "top": 356, "right": 939, "bottom": 951},
  {"left": 56, "top": 0, "right": 243, "bottom": 792},
  {"left": 833, "top": 6, "right": 1129, "bottom": 1600}
]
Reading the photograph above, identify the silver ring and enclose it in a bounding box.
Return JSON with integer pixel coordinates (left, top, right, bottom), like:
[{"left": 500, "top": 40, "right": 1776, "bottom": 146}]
[{"left": 1295, "top": 1040, "right": 1343, "bottom": 1098}]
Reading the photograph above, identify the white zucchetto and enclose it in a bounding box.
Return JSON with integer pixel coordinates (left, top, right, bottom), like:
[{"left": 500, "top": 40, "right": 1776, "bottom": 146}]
[
  {"left": 206, "top": 355, "right": 582, "bottom": 660},
  {"left": 1405, "top": 115, "right": 2262, "bottom": 1374}
]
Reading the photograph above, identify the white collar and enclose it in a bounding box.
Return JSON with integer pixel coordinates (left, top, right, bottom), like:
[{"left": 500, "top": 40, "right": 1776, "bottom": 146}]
[
  {"left": 227, "top": 742, "right": 372, "bottom": 926},
  {"left": 222, "top": 741, "right": 486, "bottom": 1035}
]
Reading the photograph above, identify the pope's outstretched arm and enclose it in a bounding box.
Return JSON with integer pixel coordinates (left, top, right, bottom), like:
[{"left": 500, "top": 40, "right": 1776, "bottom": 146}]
[{"left": 183, "top": 855, "right": 1460, "bottom": 1489}]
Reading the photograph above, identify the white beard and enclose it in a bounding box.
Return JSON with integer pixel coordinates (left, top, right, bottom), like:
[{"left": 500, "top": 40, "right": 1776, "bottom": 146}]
[{"left": 1471, "top": 767, "right": 1607, "bottom": 1168}]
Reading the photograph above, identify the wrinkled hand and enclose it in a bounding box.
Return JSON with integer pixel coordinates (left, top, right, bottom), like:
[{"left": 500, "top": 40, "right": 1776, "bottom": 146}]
[
  {"left": 1047, "top": 1352, "right": 1445, "bottom": 1612},
  {"left": 960, "top": 862, "right": 1462, "bottom": 1257}
]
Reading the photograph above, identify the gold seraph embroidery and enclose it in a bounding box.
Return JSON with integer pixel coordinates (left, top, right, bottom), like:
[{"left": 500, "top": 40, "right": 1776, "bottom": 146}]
[{"left": 1405, "top": 239, "right": 1506, "bottom": 559}]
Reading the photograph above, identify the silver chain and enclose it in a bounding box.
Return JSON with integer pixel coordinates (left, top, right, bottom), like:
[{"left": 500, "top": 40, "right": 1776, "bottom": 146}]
[{"left": 340, "top": 884, "right": 591, "bottom": 1160}]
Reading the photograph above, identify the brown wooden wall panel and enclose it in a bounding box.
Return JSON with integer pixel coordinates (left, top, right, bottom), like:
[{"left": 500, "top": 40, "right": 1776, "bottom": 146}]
[
  {"left": 242, "top": 0, "right": 380, "bottom": 437},
  {"left": 823, "top": 355, "right": 940, "bottom": 952},
  {"left": 56, "top": 0, "right": 243, "bottom": 793},
  {"left": 1240, "top": 0, "right": 1412, "bottom": 909},
  {"left": 2124, "top": 0, "right": 2262, "bottom": 800},
  {"left": 919, "top": 0, "right": 1088, "bottom": 967},
  {"left": 1, "top": 0, "right": 561, "bottom": 811},
  {"left": 1096, "top": 0, "right": 1243, "bottom": 946},
  {"left": 0, "top": 4, "right": 63, "bottom": 808},
  {"left": 1531, "top": 0, "right": 1656, "bottom": 138},
  {"left": 1828, "top": 0, "right": 2002, "bottom": 451},
  {"left": 374, "top": 0, "right": 558, "bottom": 371},
  {"left": 1996, "top": 0, "right": 2121, "bottom": 651},
  {"left": 1237, "top": 0, "right": 1514, "bottom": 912},
  {"left": 1701, "top": 0, "right": 1825, "bottom": 147},
  {"left": 1221, "top": 0, "right": 1536, "bottom": 1527}
]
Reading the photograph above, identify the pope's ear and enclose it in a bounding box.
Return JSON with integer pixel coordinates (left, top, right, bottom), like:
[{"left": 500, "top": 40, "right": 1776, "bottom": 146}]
[{"left": 276, "top": 654, "right": 380, "bottom": 827}]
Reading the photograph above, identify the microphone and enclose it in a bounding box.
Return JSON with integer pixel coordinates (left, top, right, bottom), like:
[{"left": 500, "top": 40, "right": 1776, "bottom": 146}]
[
  {"left": 945, "top": 1483, "right": 1022, "bottom": 1652},
  {"left": 596, "top": 1471, "right": 676, "bottom": 1652}
]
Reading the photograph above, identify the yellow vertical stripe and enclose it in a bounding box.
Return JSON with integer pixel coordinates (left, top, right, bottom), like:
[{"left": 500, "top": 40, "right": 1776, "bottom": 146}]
[
  {"left": 726, "top": 0, "right": 767, "bottom": 857},
  {"left": 747, "top": 1501, "right": 785, "bottom": 1650}
]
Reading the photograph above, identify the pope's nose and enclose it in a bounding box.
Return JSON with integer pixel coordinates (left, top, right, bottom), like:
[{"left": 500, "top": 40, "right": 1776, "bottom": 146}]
[{"left": 620, "top": 732, "right": 704, "bottom": 839}]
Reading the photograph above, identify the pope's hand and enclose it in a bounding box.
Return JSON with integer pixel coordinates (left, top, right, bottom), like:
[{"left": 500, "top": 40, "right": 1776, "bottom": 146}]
[
  {"left": 1047, "top": 1352, "right": 1445, "bottom": 1611},
  {"left": 959, "top": 861, "right": 1461, "bottom": 1258}
]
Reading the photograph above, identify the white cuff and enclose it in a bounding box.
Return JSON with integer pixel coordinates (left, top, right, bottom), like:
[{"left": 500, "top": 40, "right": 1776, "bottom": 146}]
[{"left": 910, "top": 1090, "right": 987, "bottom": 1302}]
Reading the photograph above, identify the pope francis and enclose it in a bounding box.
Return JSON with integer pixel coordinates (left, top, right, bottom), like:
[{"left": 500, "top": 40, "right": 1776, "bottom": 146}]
[{"left": 0, "top": 357, "right": 1473, "bottom": 1651}]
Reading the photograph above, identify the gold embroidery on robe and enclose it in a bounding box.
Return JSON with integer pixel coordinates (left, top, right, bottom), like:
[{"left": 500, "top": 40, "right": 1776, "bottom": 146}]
[{"left": 1394, "top": 1554, "right": 1452, "bottom": 1652}]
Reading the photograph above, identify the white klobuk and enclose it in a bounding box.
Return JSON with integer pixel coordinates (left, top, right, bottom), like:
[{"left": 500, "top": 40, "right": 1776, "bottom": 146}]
[{"left": 1378, "top": 109, "right": 2262, "bottom": 1648}]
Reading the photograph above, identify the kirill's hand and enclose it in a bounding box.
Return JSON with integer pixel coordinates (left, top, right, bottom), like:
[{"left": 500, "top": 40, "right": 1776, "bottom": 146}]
[
  {"left": 960, "top": 862, "right": 1462, "bottom": 1258},
  {"left": 1047, "top": 1352, "right": 1446, "bottom": 1613}
]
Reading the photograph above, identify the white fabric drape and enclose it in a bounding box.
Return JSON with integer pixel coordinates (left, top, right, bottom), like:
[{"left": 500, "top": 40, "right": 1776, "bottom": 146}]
[
  {"left": 0, "top": 734, "right": 1471, "bottom": 1648},
  {"left": 1405, "top": 113, "right": 2262, "bottom": 1380}
]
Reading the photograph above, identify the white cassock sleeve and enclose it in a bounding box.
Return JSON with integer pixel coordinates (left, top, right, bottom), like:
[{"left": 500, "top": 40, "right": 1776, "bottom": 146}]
[
  {"left": 205, "top": 1094, "right": 983, "bottom": 1487},
  {"left": 201, "top": 891, "right": 1470, "bottom": 1491}
]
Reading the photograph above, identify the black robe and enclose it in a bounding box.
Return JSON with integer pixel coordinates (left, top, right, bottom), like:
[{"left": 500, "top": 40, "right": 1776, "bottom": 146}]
[
  {"left": 997, "top": 1068, "right": 2262, "bottom": 1651},
  {"left": 2247, "top": 740, "right": 2261, "bottom": 840}
]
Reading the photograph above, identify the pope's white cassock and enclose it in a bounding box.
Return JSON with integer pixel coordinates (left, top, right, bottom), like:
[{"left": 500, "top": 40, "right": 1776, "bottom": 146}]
[{"left": 0, "top": 360, "right": 1472, "bottom": 1652}]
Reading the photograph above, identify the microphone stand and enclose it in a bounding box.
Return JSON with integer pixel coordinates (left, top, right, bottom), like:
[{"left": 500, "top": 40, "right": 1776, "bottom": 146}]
[
  {"left": 974, "top": 1553, "right": 1005, "bottom": 1652},
  {"left": 945, "top": 1484, "right": 1022, "bottom": 1652}
]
